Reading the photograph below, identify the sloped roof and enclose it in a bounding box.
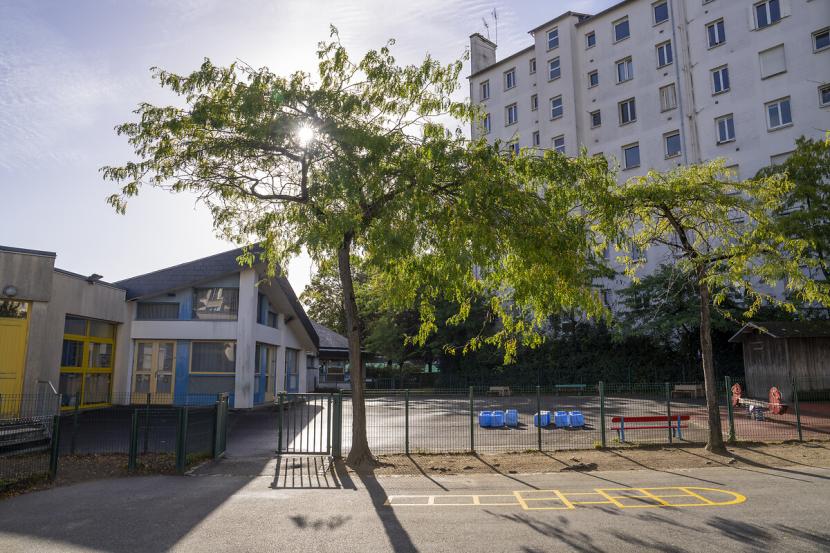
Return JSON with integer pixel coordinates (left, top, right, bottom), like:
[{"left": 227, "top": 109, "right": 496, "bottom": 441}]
[
  {"left": 116, "top": 245, "right": 318, "bottom": 349},
  {"left": 311, "top": 320, "right": 349, "bottom": 351},
  {"left": 729, "top": 321, "right": 830, "bottom": 342}
]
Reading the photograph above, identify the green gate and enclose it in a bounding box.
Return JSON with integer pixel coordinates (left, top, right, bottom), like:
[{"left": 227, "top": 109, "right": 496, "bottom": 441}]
[{"left": 276, "top": 393, "right": 339, "bottom": 456}]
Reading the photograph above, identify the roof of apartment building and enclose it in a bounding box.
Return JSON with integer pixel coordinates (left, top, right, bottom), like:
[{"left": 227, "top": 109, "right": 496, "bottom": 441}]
[
  {"left": 311, "top": 320, "right": 349, "bottom": 352},
  {"left": 116, "top": 245, "right": 319, "bottom": 348}
]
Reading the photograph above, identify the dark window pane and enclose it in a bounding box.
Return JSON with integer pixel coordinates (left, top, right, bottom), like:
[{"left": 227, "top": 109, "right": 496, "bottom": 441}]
[
  {"left": 137, "top": 302, "right": 179, "bottom": 320},
  {"left": 191, "top": 342, "right": 236, "bottom": 373},
  {"left": 192, "top": 288, "right": 239, "bottom": 320},
  {"left": 64, "top": 316, "right": 86, "bottom": 336},
  {"left": 61, "top": 340, "right": 84, "bottom": 367},
  {"left": 654, "top": 2, "right": 669, "bottom": 23}
]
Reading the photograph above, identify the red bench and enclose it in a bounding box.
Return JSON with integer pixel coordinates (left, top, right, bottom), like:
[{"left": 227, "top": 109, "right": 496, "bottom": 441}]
[{"left": 611, "top": 415, "right": 690, "bottom": 442}]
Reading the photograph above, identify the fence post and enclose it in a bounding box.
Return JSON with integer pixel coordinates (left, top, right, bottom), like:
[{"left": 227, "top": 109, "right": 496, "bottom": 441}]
[
  {"left": 276, "top": 392, "right": 284, "bottom": 455},
  {"left": 599, "top": 382, "right": 606, "bottom": 448},
  {"left": 70, "top": 394, "right": 80, "bottom": 454},
  {"left": 175, "top": 406, "right": 188, "bottom": 474},
  {"left": 327, "top": 394, "right": 333, "bottom": 455},
  {"left": 333, "top": 390, "right": 343, "bottom": 459},
  {"left": 536, "top": 385, "right": 542, "bottom": 452},
  {"left": 128, "top": 409, "right": 139, "bottom": 471},
  {"left": 48, "top": 414, "right": 61, "bottom": 480},
  {"left": 725, "top": 376, "right": 736, "bottom": 443},
  {"left": 469, "top": 386, "right": 475, "bottom": 453},
  {"left": 792, "top": 377, "right": 803, "bottom": 442},
  {"left": 405, "top": 389, "right": 410, "bottom": 455},
  {"left": 665, "top": 382, "right": 673, "bottom": 444},
  {"left": 143, "top": 392, "right": 151, "bottom": 454}
]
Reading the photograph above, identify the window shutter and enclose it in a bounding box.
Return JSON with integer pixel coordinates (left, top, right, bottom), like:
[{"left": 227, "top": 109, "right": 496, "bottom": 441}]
[
  {"left": 747, "top": 5, "right": 757, "bottom": 31},
  {"left": 759, "top": 44, "right": 786, "bottom": 78},
  {"left": 780, "top": 0, "right": 791, "bottom": 18}
]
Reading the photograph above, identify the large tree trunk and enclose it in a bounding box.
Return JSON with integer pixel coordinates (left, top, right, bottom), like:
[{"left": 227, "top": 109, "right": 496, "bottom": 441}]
[
  {"left": 698, "top": 274, "right": 727, "bottom": 454},
  {"left": 337, "top": 233, "right": 373, "bottom": 466}
]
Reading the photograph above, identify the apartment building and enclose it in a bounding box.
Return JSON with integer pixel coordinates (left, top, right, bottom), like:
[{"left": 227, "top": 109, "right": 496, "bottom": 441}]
[{"left": 470, "top": 0, "right": 830, "bottom": 296}]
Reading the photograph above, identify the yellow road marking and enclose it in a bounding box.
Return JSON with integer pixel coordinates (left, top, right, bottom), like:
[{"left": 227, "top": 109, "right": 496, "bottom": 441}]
[{"left": 385, "top": 486, "right": 746, "bottom": 511}]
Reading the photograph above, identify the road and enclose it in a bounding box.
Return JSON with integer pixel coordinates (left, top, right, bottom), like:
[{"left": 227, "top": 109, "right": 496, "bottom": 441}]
[{"left": 1, "top": 454, "right": 829, "bottom": 552}]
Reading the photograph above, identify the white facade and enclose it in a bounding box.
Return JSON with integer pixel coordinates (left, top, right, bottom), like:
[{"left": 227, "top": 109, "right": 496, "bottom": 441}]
[{"left": 470, "top": 0, "right": 830, "bottom": 298}]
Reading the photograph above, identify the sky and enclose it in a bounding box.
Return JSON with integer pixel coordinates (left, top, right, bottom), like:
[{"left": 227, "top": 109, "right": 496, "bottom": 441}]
[{"left": 0, "top": 0, "right": 616, "bottom": 302}]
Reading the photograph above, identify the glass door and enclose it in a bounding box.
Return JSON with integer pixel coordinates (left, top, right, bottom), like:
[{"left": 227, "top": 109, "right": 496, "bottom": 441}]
[{"left": 132, "top": 341, "right": 176, "bottom": 403}]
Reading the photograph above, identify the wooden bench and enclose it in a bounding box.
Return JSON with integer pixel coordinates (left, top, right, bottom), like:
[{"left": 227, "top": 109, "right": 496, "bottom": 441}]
[
  {"left": 554, "top": 384, "right": 587, "bottom": 396},
  {"left": 611, "top": 415, "right": 690, "bottom": 442},
  {"left": 487, "top": 386, "right": 511, "bottom": 397},
  {"left": 672, "top": 384, "right": 704, "bottom": 398}
]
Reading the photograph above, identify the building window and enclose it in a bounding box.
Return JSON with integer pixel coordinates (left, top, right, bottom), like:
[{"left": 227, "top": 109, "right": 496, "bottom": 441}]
[
  {"left": 656, "top": 41, "right": 673, "bottom": 68},
  {"left": 653, "top": 1, "right": 669, "bottom": 25},
  {"left": 480, "top": 80, "right": 490, "bottom": 101},
  {"left": 616, "top": 57, "right": 633, "bottom": 83},
  {"left": 285, "top": 348, "right": 300, "bottom": 392},
  {"left": 711, "top": 66, "right": 730, "bottom": 94},
  {"left": 759, "top": 44, "right": 786, "bottom": 79},
  {"left": 553, "top": 135, "right": 565, "bottom": 154},
  {"left": 483, "top": 113, "right": 491, "bottom": 134},
  {"left": 707, "top": 19, "right": 726, "bottom": 48},
  {"left": 0, "top": 300, "right": 28, "bottom": 319},
  {"left": 191, "top": 341, "right": 236, "bottom": 373},
  {"left": 766, "top": 97, "right": 792, "bottom": 130},
  {"left": 59, "top": 316, "right": 116, "bottom": 408},
  {"left": 257, "top": 294, "right": 278, "bottom": 328},
  {"left": 815, "top": 28, "right": 830, "bottom": 52},
  {"left": 820, "top": 84, "right": 830, "bottom": 107},
  {"left": 586, "top": 31, "right": 596, "bottom": 49},
  {"left": 136, "top": 302, "right": 179, "bottom": 320},
  {"left": 548, "top": 57, "right": 561, "bottom": 80},
  {"left": 550, "top": 96, "right": 563, "bottom": 119},
  {"left": 547, "top": 27, "right": 559, "bottom": 50},
  {"left": 530, "top": 94, "right": 538, "bottom": 111},
  {"left": 192, "top": 287, "right": 239, "bottom": 320},
  {"left": 622, "top": 143, "right": 640, "bottom": 169},
  {"left": 664, "top": 131, "right": 681, "bottom": 158},
  {"left": 590, "top": 110, "right": 602, "bottom": 128},
  {"left": 619, "top": 98, "right": 636, "bottom": 125},
  {"left": 588, "top": 70, "right": 599, "bottom": 88},
  {"left": 506, "top": 103, "right": 518, "bottom": 125},
  {"left": 509, "top": 142, "right": 520, "bottom": 155},
  {"left": 613, "top": 17, "right": 630, "bottom": 42},
  {"left": 529, "top": 58, "right": 536, "bottom": 74},
  {"left": 504, "top": 69, "right": 516, "bottom": 90},
  {"left": 532, "top": 131, "right": 540, "bottom": 146},
  {"left": 716, "top": 114, "right": 735, "bottom": 144},
  {"left": 754, "top": 0, "right": 782, "bottom": 30},
  {"left": 660, "top": 83, "right": 678, "bottom": 111}
]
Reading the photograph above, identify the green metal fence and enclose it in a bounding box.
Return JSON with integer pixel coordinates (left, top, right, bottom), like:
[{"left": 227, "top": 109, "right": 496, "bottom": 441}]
[{"left": 333, "top": 378, "right": 830, "bottom": 456}]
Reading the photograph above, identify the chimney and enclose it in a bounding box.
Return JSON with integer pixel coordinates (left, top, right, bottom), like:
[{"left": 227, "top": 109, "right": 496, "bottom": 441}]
[{"left": 470, "top": 33, "right": 497, "bottom": 74}]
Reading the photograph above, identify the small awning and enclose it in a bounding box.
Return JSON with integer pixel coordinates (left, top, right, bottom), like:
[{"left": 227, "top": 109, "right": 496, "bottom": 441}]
[{"left": 729, "top": 321, "right": 830, "bottom": 343}]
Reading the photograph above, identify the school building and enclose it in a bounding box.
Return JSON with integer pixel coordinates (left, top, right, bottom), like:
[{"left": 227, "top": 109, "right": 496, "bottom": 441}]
[{"left": 0, "top": 244, "right": 320, "bottom": 410}]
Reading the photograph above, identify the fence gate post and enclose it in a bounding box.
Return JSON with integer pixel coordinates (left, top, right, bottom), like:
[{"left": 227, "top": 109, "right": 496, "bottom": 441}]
[
  {"left": 469, "top": 386, "right": 475, "bottom": 453},
  {"left": 599, "top": 382, "right": 606, "bottom": 448},
  {"left": 276, "top": 392, "right": 284, "bottom": 455},
  {"left": 143, "top": 392, "right": 151, "bottom": 454},
  {"left": 405, "top": 389, "right": 410, "bottom": 455},
  {"left": 332, "top": 391, "right": 342, "bottom": 459},
  {"left": 536, "top": 385, "right": 542, "bottom": 452},
  {"left": 128, "top": 409, "right": 139, "bottom": 471},
  {"left": 792, "top": 377, "right": 803, "bottom": 442},
  {"left": 327, "top": 394, "right": 333, "bottom": 455},
  {"left": 725, "top": 376, "right": 736, "bottom": 443},
  {"left": 48, "top": 414, "right": 61, "bottom": 480},
  {"left": 665, "top": 382, "right": 673, "bottom": 444},
  {"left": 175, "top": 407, "right": 188, "bottom": 474}
]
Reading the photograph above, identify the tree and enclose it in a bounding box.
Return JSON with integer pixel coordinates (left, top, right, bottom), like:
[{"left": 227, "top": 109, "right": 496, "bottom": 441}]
[
  {"left": 103, "top": 28, "right": 610, "bottom": 466},
  {"left": 757, "top": 136, "right": 830, "bottom": 283},
  {"left": 587, "top": 160, "right": 830, "bottom": 453}
]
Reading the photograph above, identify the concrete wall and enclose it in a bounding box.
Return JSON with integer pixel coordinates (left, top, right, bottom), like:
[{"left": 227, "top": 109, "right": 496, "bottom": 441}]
[
  {"left": 24, "top": 271, "right": 129, "bottom": 395},
  {"left": 0, "top": 249, "right": 55, "bottom": 302}
]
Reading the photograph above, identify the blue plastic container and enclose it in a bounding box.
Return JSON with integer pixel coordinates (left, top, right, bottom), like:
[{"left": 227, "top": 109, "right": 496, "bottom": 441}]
[
  {"left": 492, "top": 410, "right": 505, "bottom": 427},
  {"left": 534, "top": 410, "right": 551, "bottom": 427},
  {"left": 554, "top": 411, "right": 570, "bottom": 428},
  {"left": 505, "top": 409, "right": 519, "bottom": 427},
  {"left": 479, "top": 411, "right": 493, "bottom": 427},
  {"left": 569, "top": 411, "right": 585, "bottom": 427}
]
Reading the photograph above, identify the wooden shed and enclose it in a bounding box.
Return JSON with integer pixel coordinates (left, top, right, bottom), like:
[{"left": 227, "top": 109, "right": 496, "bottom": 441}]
[{"left": 729, "top": 321, "right": 830, "bottom": 401}]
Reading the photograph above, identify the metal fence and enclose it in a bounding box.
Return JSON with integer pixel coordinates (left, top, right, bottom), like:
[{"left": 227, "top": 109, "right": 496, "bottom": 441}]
[
  {"left": 1, "top": 393, "right": 229, "bottom": 491},
  {"left": 336, "top": 377, "right": 830, "bottom": 455}
]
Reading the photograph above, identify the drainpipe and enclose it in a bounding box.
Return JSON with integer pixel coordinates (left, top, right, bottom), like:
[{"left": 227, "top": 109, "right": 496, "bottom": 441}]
[{"left": 672, "top": 0, "right": 702, "bottom": 164}]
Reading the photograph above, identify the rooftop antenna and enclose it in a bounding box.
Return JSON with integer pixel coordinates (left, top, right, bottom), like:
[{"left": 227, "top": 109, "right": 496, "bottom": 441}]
[
  {"left": 482, "top": 17, "right": 490, "bottom": 40},
  {"left": 492, "top": 8, "right": 498, "bottom": 45}
]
